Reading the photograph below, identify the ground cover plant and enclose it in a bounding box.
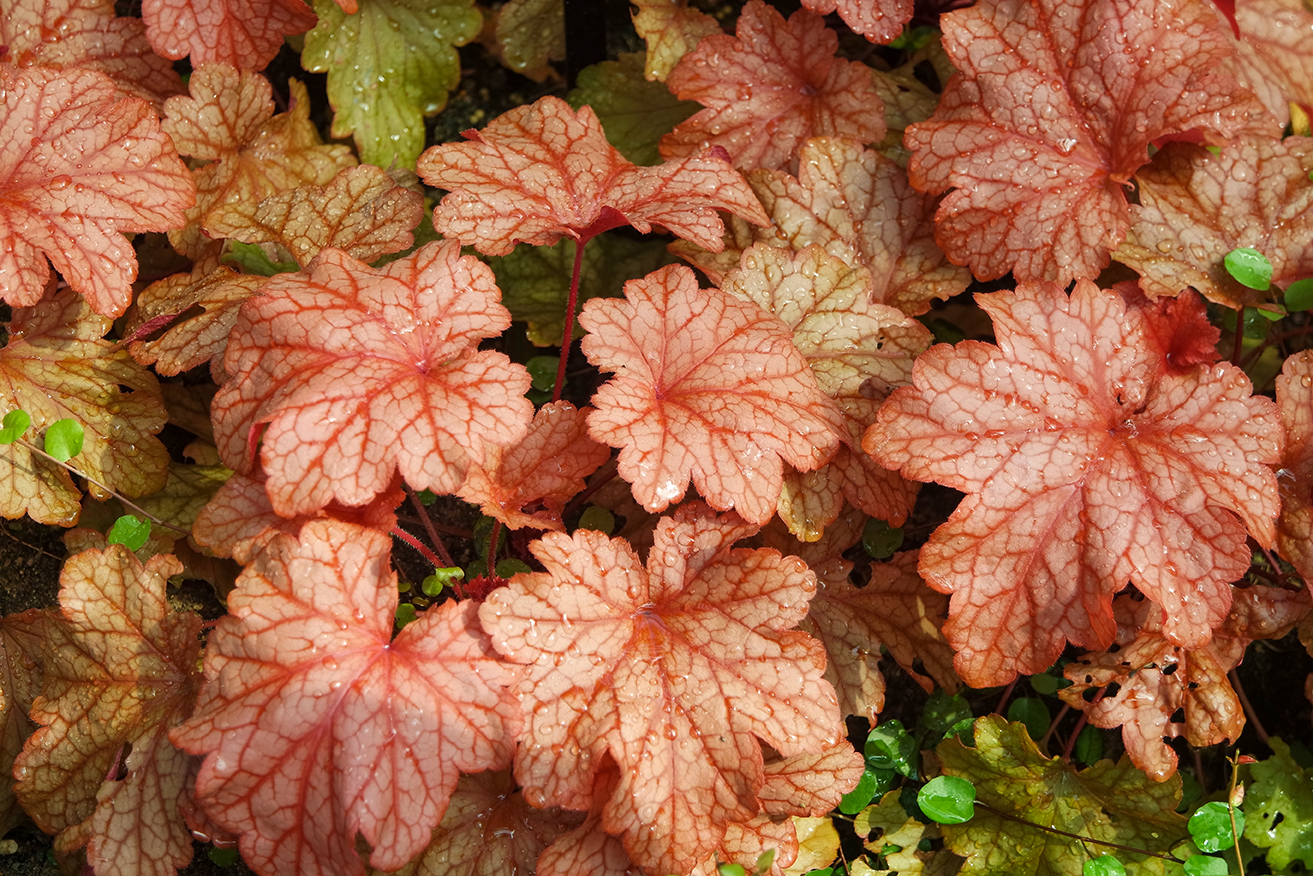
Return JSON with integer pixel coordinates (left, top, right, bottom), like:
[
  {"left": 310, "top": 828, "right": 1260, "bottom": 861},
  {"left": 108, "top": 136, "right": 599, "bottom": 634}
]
[{"left": 0, "top": 0, "right": 1310, "bottom": 874}]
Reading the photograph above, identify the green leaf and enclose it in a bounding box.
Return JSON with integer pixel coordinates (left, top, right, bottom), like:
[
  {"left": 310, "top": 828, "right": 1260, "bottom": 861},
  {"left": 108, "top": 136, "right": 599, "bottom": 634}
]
[
  {"left": 1029, "top": 670, "right": 1069, "bottom": 696},
  {"left": 220, "top": 241, "right": 299, "bottom": 277},
  {"left": 1283, "top": 278, "right": 1313, "bottom": 312},
  {"left": 421, "top": 567, "right": 464, "bottom": 596},
  {"left": 0, "top": 409, "right": 30, "bottom": 444},
  {"left": 416, "top": 488, "right": 437, "bottom": 505},
  {"left": 486, "top": 234, "right": 674, "bottom": 347},
  {"left": 1189, "top": 801, "right": 1243, "bottom": 853},
  {"left": 107, "top": 515, "right": 152, "bottom": 551},
  {"left": 919, "top": 690, "right": 974, "bottom": 743},
  {"left": 1083, "top": 855, "right": 1126, "bottom": 876},
  {"left": 44, "top": 418, "right": 84, "bottom": 462},
  {"left": 526, "top": 355, "right": 558, "bottom": 392},
  {"left": 207, "top": 846, "right": 241, "bottom": 867},
  {"left": 1074, "top": 724, "right": 1104, "bottom": 766},
  {"left": 841, "top": 769, "right": 893, "bottom": 815},
  {"left": 1182, "top": 855, "right": 1228, "bottom": 876},
  {"left": 1005, "top": 697, "right": 1051, "bottom": 741},
  {"left": 862, "top": 518, "right": 904, "bottom": 560},
  {"left": 718, "top": 864, "right": 746, "bottom": 876},
  {"left": 395, "top": 602, "right": 419, "bottom": 629},
  {"left": 301, "top": 0, "right": 481, "bottom": 169},
  {"left": 866, "top": 720, "right": 917, "bottom": 777},
  {"left": 755, "top": 849, "right": 775, "bottom": 874},
  {"left": 495, "top": 558, "right": 532, "bottom": 577},
  {"left": 936, "top": 716, "right": 1187, "bottom": 876},
  {"left": 1243, "top": 737, "right": 1313, "bottom": 871},
  {"left": 1223, "top": 247, "right": 1273, "bottom": 291},
  {"left": 567, "top": 52, "right": 700, "bottom": 166},
  {"left": 918, "top": 776, "right": 976, "bottom": 824},
  {"left": 576, "top": 505, "right": 615, "bottom": 535}
]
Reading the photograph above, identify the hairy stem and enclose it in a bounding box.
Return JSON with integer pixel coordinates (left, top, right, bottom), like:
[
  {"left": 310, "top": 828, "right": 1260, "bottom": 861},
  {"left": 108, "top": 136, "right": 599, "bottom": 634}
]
[
  {"left": 391, "top": 526, "right": 445, "bottom": 571},
  {"left": 554, "top": 237, "right": 589, "bottom": 402},
  {"left": 404, "top": 484, "right": 454, "bottom": 567}
]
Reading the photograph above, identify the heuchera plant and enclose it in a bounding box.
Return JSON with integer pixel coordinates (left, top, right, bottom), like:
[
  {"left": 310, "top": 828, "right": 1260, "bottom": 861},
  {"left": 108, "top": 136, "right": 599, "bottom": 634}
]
[{"left": 0, "top": 0, "right": 1311, "bottom": 874}]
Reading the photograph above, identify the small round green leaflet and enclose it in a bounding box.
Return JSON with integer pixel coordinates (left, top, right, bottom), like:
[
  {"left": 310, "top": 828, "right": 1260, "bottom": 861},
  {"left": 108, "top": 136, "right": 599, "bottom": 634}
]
[
  {"left": 1223, "top": 247, "right": 1273, "bottom": 291},
  {"left": 526, "top": 355, "right": 558, "bottom": 392},
  {"left": 107, "top": 515, "right": 152, "bottom": 551},
  {"left": 1284, "top": 278, "right": 1313, "bottom": 313},
  {"left": 1083, "top": 854, "right": 1126, "bottom": 876},
  {"left": 918, "top": 776, "right": 976, "bottom": 824},
  {"left": 207, "top": 847, "right": 241, "bottom": 867},
  {"left": 1029, "top": 670, "right": 1069, "bottom": 696},
  {"left": 395, "top": 603, "right": 419, "bottom": 629},
  {"left": 1183, "top": 855, "right": 1229, "bottom": 876},
  {"left": 865, "top": 719, "right": 917, "bottom": 777},
  {"left": 1189, "top": 801, "right": 1244, "bottom": 852},
  {"left": 0, "top": 410, "right": 30, "bottom": 444},
  {"left": 44, "top": 418, "right": 84, "bottom": 462},
  {"left": 839, "top": 768, "right": 892, "bottom": 815},
  {"left": 862, "top": 518, "right": 904, "bottom": 559},
  {"left": 495, "top": 558, "right": 532, "bottom": 577},
  {"left": 577, "top": 504, "right": 615, "bottom": 534},
  {"left": 717, "top": 863, "right": 746, "bottom": 876},
  {"left": 422, "top": 567, "right": 464, "bottom": 596},
  {"left": 1074, "top": 724, "right": 1104, "bottom": 766},
  {"left": 1006, "top": 698, "right": 1051, "bottom": 741}
]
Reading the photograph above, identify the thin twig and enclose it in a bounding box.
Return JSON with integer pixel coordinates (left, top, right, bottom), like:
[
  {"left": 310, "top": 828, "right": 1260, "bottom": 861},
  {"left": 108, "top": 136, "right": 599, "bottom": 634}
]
[
  {"left": 1038, "top": 703, "right": 1071, "bottom": 753},
  {"left": 1228, "top": 668, "right": 1270, "bottom": 747},
  {"left": 993, "top": 678, "right": 1018, "bottom": 715}
]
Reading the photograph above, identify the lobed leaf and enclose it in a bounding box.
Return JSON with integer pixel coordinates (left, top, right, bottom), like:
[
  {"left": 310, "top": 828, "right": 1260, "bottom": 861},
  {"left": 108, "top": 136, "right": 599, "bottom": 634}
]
[
  {"left": 905, "top": 0, "right": 1272, "bottom": 284},
  {"left": 567, "top": 52, "right": 700, "bottom": 167},
  {"left": 14, "top": 547, "right": 202, "bottom": 876},
  {"left": 1228, "top": 0, "right": 1313, "bottom": 130},
  {"left": 212, "top": 240, "right": 532, "bottom": 516},
  {"left": 0, "top": 65, "right": 195, "bottom": 317},
  {"left": 865, "top": 280, "right": 1283, "bottom": 685},
  {"left": 798, "top": 0, "right": 911, "bottom": 45},
  {"left": 659, "top": 1, "right": 886, "bottom": 172},
  {"left": 580, "top": 264, "right": 845, "bottom": 525},
  {"left": 141, "top": 0, "right": 317, "bottom": 70},
  {"left": 492, "top": 0, "right": 564, "bottom": 82},
  {"left": 480, "top": 503, "right": 843, "bottom": 876},
  {"left": 418, "top": 95, "right": 768, "bottom": 256},
  {"left": 171, "top": 520, "right": 521, "bottom": 876},
  {"left": 1243, "top": 738, "right": 1313, "bottom": 871},
  {"left": 630, "top": 0, "right": 722, "bottom": 82},
  {"left": 0, "top": 610, "right": 47, "bottom": 838},
  {"left": 1276, "top": 350, "right": 1313, "bottom": 583},
  {"left": 302, "top": 0, "right": 482, "bottom": 170}
]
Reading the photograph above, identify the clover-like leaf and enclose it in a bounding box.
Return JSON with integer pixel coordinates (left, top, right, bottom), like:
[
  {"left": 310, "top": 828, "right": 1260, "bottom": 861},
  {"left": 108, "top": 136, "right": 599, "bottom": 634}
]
[
  {"left": 865, "top": 280, "right": 1283, "bottom": 686},
  {"left": 580, "top": 264, "right": 845, "bottom": 525},
  {"left": 0, "top": 288, "right": 169, "bottom": 526},
  {"left": 171, "top": 520, "right": 521, "bottom": 876},
  {"left": 0, "top": 0, "right": 184, "bottom": 104},
  {"left": 659, "top": 1, "right": 885, "bottom": 172},
  {"left": 14, "top": 547, "right": 202, "bottom": 876},
  {"left": 212, "top": 241, "right": 532, "bottom": 517},
  {"left": 480, "top": 503, "right": 843, "bottom": 876},
  {"left": 141, "top": 0, "right": 317, "bottom": 69},
  {"left": 906, "top": 0, "right": 1272, "bottom": 284},
  {"left": 418, "top": 95, "right": 769, "bottom": 256},
  {"left": 936, "top": 716, "right": 1186, "bottom": 875},
  {"left": 302, "top": 0, "right": 482, "bottom": 169},
  {"left": 0, "top": 65, "right": 195, "bottom": 317}
]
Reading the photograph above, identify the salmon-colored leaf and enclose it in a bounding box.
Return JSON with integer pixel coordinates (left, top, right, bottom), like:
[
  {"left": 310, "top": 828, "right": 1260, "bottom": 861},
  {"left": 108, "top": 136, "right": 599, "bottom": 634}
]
[
  {"left": 205, "top": 165, "right": 424, "bottom": 269},
  {"left": 1277, "top": 350, "right": 1313, "bottom": 587},
  {"left": 630, "top": 0, "right": 722, "bottom": 82},
  {"left": 535, "top": 766, "right": 642, "bottom": 876},
  {"left": 1061, "top": 587, "right": 1310, "bottom": 780},
  {"left": 0, "top": 0, "right": 184, "bottom": 104},
  {"left": 0, "top": 609, "right": 46, "bottom": 838},
  {"left": 161, "top": 64, "right": 355, "bottom": 258},
  {"left": 170, "top": 520, "right": 521, "bottom": 876},
  {"left": 417, "top": 95, "right": 768, "bottom": 256},
  {"left": 480, "top": 503, "right": 843, "bottom": 876},
  {"left": 1114, "top": 138, "right": 1313, "bottom": 308},
  {"left": 192, "top": 467, "right": 403, "bottom": 563},
  {"left": 0, "top": 65, "right": 195, "bottom": 317},
  {"left": 722, "top": 244, "right": 928, "bottom": 537},
  {"left": 799, "top": 0, "right": 912, "bottom": 45},
  {"left": 659, "top": 1, "right": 886, "bottom": 172},
  {"left": 748, "top": 138, "right": 971, "bottom": 316},
  {"left": 457, "top": 402, "right": 611, "bottom": 532},
  {"left": 14, "top": 548, "right": 202, "bottom": 876},
  {"left": 213, "top": 241, "right": 530, "bottom": 516},
  {"left": 1229, "top": 0, "right": 1313, "bottom": 129},
  {"left": 579, "top": 265, "right": 845, "bottom": 525},
  {"left": 141, "top": 0, "right": 317, "bottom": 70},
  {"left": 0, "top": 288, "right": 169, "bottom": 525},
  {"left": 864, "top": 280, "right": 1283, "bottom": 686},
  {"left": 1121, "top": 287, "right": 1222, "bottom": 377},
  {"left": 906, "top": 0, "right": 1272, "bottom": 284}
]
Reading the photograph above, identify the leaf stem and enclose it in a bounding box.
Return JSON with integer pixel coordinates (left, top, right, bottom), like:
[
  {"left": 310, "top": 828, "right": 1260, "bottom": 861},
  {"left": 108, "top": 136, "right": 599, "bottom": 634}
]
[
  {"left": 1230, "top": 306, "right": 1245, "bottom": 367},
  {"left": 488, "top": 519, "right": 502, "bottom": 566},
  {"left": 1228, "top": 668, "right": 1269, "bottom": 747},
  {"left": 554, "top": 237, "right": 589, "bottom": 403},
  {"left": 404, "top": 484, "right": 454, "bottom": 567},
  {"left": 1063, "top": 685, "right": 1103, "bottom": 763},
  {"left": 1038, "top": 703, "right": 1070, "bottom": 753},
  {"left": 390, "top": 526, "right": 445, "bottom": 571},
  {"left": 993, "top": 678, "right": 1017, "bottom": 715}
]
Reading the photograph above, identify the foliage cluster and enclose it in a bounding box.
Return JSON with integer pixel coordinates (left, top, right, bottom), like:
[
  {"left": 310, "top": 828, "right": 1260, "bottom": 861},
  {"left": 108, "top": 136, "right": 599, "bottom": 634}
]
[{"left": 0, "top": 0, "right": 1310, "bottom": 875}]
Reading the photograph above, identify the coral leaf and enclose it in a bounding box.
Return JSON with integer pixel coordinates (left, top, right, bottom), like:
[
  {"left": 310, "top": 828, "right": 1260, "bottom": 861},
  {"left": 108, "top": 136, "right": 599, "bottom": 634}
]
[
  {"left": 212, "top": 240, "right": 532, "bottom": 516},
  {"left": 0, "top": 65, "right": 195, "bottom": 317},
  {"left": 418, "top": 95, "right": 768, "bottom": 256},
  {"left": 1115, "top": 138, "right": 1313, "bottom": 308},
  {"left": 631, "top": 0, "right": 722, "bottom": 82},
  {"left": 799, "top": 0, "right": 912, "bottom": 45},
  {"left": 1230, "top": 0, "right": 1313, "bottom": 129},
  {"left": 480, "top": 503, "right": 843, "bottom": 876},
  {"left": 0, "top": 610, "right": 47, "bottom": 838},
  {"left": 906, "top": 0, "right": 1271, "bottom": 284},
  {"left": 14, "top": 548, "right": 202, "bottom": 876},
  {"left": 457, "top": 402, "right": 612, "bottom": 531},
  {"left": 580, "top": 265, "right": 845, "bottom": 525},
  {"left": 865, "top": 280, "right": 1283, "bottom": 685},
  {"left": 1277, "top": 350, "right": 1313, "bottom": 584},
  {"left": 0, "top": 288, "right": 169, "bottom": 525},
  {"left": 659, "top": 1, "right": 886, "bottom": 172},
  {"left": 302, "top": 0, "right": 482, "bottom": 169},
  {"left": 141, "top": 0, "right": 316, "bottom": 69},
  {"left": 170, "top": 521, "right": 521, "bottom": 876},
  {"left": 0, "top": 0, "right": 183, "bottom": 104}
]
